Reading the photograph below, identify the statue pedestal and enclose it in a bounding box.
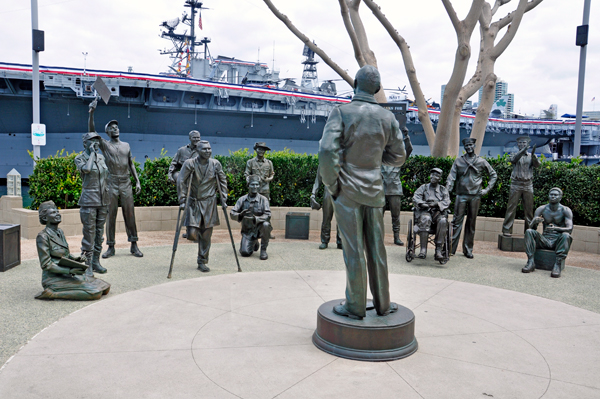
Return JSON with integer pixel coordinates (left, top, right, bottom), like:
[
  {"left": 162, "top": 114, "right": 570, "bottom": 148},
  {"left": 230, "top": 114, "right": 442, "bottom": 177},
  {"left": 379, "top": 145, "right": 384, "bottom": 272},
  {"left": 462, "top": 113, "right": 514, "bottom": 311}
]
[
  {"left": 312, "top": 299, "right": 417, "bottom": 362},
  {"left": 534, "top": 249, "right": 565, "bottom": 271},
  {"left": 498, "top": 234, "right": 525, "bottom": 252}
]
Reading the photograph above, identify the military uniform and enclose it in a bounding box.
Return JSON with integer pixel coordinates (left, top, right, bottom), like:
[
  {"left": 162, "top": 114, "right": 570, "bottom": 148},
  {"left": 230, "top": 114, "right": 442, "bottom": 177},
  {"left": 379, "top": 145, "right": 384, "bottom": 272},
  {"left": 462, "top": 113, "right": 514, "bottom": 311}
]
[
  {"left": 502, "top": 149, "right": 540, "bottom": 235},
  {"left": 311, "top": 166, "right": 341, "bottom": 248},
  {"left": 446, "top": 152, "right": 497, "bottom": 257},
  {"left": 74, "top": 147, "right": 110, "bottom": 272},
  {"left": 36, "top": 226, "right": 110, "bottom": 300},
  {"left": 230, "top": 193, "right": 272, "bottom": 257},
  {"left": 244, "top": 156, "right": 274, "bottom": 200},
  {"left": 169, "top": 143, "right": 196, "bottom": 196}
]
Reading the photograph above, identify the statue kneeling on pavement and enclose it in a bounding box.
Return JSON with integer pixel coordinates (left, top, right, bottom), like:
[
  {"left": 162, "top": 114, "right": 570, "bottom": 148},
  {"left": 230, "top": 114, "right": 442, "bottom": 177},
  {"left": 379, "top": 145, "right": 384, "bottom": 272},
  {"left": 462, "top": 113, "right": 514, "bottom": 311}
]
[
  {"left": 412, "top": 168, "right": 451, "bottom": 260},
  {"left": 230, "top": 175, "right": 272, "bottom": 260},
  {"left": 35, "top": 201, "right": 111, "bottom": 300},
  {"left": 522, "top": 187, "right": 573, "bottom": 278}
]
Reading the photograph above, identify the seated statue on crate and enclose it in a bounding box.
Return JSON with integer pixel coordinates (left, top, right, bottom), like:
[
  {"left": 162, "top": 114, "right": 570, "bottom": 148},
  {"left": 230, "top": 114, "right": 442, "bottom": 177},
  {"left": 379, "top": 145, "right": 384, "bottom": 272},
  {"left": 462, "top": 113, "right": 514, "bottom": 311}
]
[
  {"left": 412, "top": 168, "right": 451, "bottom": 260},
  {"left": 522, "top": 188, "right": 573, "bottom": 278},
  {"left": 35, "top": 201, "right": 111, "bottom": 301},
  {"left": 229, "top": 175, "right": 272, "bottom": 260}
]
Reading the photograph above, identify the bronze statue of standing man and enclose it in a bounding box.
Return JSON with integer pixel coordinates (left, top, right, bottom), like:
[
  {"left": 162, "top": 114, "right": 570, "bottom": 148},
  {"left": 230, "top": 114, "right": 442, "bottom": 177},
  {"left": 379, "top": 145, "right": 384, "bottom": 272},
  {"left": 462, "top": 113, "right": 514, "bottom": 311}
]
[
  {"left": 319, "top": 65, "right": 406, "bottom": 320},
  {"left": 244, "top": 142, "right": 274, "bottom": 200},
  {"left": 88, "top": 99, "right": 143, "bottom": 258},
  {"left": 381, "top": 126, "right": 413, "bottom": 246},
  {"left": 502, "top": 136, "right": 540, "bottom": 236},
  {"left": 446, "top": 138, "right": 497, "bottom": 259},
  {"left": 168, "top": 130, "right": 202, "bottom": 195},
  {"left": 311, "top": 165, "right": 341, "bottom": 250},
  {"left": 74, "top": 132, "right": 110, "bottom": 274},
  {"left": 178, "top": 141, "right": 228, "bottom": 272}
]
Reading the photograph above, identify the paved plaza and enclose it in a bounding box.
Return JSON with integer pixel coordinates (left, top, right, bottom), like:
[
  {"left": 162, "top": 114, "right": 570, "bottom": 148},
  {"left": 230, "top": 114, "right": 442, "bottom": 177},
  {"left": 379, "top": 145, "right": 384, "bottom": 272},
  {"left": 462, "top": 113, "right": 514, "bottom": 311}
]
[{"left": 1, "top": 237, "right": 600, "bottom": 398}]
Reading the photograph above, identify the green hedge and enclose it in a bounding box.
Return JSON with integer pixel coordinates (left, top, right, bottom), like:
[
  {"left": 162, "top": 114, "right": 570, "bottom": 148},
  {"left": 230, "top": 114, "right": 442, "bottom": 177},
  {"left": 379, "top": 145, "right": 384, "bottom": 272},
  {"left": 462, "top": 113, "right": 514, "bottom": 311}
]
[{"left": 27, "top": 150, "right": 600, "bottom": 227}]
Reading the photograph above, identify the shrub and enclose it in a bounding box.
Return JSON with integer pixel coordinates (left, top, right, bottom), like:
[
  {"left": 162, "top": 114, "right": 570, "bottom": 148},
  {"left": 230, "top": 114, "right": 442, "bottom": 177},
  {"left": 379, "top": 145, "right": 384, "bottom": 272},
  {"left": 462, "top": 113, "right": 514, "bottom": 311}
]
[
  {"left": 26, "top": 149, "right": 600, "bottom": 227},
  {"left": 28, "top": 150, "right": 82, "bottom": 210}
]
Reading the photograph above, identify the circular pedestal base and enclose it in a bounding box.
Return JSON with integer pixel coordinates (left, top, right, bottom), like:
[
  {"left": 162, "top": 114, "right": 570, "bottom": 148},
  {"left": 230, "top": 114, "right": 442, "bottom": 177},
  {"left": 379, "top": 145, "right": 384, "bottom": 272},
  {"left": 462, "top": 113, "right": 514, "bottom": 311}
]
[{"left": 312, "top": 299, "right": 418, "bottom": 362}]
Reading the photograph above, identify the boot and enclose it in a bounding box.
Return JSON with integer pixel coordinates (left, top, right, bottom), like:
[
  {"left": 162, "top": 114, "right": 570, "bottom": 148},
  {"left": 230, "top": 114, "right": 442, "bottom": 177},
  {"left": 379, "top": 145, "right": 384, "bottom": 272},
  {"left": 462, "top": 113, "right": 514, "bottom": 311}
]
[
  {"left": 418, "top": 232, "right": 428, "bottom": 259},
  {"left": 434, "top": 245, "right": 444, "bottom": 261},
  {"left": 130, "top": 242, "right": 143, "bottom": 257},
  {"left": 551, "top": 261, "right": 562, "bottom": 278},
  {"left": 92, "top": 251, "right": 107, "bottom": 274},
  {"left": 83, "top": 251, "right": 94, "bottom": 277},
  {"left": 102, "top": 245, "right": 115, "bottom": 259},
  {"left": 319, "top": 242, "right": 328, "bottom": 250},
  {"left": 197, "top": 262, "right": 210, "bottom": 272},
  {"left": 522, "top": 258, "right": 536, "bottom": 273},
  {"left": 260, "top": 243, "right": 268, "bottom": 260},
  {"left": 393, "top": 231, "right": 404, "bottom": 246}
]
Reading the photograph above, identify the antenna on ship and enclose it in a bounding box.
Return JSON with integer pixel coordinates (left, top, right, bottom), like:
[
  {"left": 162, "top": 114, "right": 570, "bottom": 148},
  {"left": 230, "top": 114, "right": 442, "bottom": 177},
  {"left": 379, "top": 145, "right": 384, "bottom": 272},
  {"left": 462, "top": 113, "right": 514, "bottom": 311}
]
[
  {"left": 159, "top": 1, "right": 210, "bottom": 76},
  {"left": 301, "top": 42, "right": 318, "bottom": 91}
]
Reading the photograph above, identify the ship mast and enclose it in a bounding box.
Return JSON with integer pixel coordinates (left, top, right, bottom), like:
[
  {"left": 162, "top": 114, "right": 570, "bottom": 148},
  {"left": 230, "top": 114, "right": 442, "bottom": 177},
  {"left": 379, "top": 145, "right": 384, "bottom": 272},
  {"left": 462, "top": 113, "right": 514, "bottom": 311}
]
[
  {"left": 300, "top": 42, "right": 319, "bottom": 91},
  {"left": 159, "top": 0, "right": 208, "bottom": 76}
]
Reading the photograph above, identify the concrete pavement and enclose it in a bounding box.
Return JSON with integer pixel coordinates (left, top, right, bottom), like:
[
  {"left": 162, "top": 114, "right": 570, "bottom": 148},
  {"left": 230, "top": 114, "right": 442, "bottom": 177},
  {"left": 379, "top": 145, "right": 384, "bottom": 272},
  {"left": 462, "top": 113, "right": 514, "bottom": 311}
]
[{"left": 1, "top": 240, "right": 600, "bottom": 398}]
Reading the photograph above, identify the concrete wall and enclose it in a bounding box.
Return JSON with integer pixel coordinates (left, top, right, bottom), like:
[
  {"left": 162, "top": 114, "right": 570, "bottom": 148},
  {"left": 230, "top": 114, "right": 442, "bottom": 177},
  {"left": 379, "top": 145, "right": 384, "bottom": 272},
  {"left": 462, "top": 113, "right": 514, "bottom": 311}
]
[{"left": 1, "top": 196, "right": 599, "bottom": 254}]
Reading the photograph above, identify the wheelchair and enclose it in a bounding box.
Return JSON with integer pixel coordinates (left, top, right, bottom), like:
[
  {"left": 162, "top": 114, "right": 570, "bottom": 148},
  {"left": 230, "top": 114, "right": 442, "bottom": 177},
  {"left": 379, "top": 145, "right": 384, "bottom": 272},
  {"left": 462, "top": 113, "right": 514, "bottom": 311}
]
[{"left": 405, "top": 209, "right": 452, "bottom": 265}]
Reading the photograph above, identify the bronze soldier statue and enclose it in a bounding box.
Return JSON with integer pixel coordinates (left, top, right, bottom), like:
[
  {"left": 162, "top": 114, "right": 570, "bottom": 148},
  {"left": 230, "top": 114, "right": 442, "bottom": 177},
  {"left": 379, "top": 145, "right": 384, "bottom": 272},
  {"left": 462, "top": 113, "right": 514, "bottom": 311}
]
[
  {"left": 502, "top": 136, "right": 540, "bottom": 236},
  {"left": 74, "top": 132, "right": 110, "bottom": 275},
  {"left": 178, "top": 141, "right": 228, "bottom": 272},
  {"left": 412, "top": 168, "right": 451, "bottom": 260},
  {"left": 311, "top": 165, "right": 341, "bottom": 250},
  {"left": 382, "top": 126, "right": 413, "bottom": 246},
  {"left": 446, "top": 138, "right": 497, "bottom": 259},
  {"left": 522, "top": 188, "right": 573, "bottom": 278},
  {"left": 35, "top": 201, "right": 110, "bottom": 301},
  {"left": 319, "top": 65, "right": 406, "bottom": 320},
  {"left": 168, "top": 130, "right": 202, "bottom": 193},
  {"left": 230, "top": 175, "right": 272, "bottom": 260},
  {"left": 88, "top": 99, "right": 143, "bottom": 258},
  {"left": 244, "top": 142, "right": 274, "bottom": 200}
]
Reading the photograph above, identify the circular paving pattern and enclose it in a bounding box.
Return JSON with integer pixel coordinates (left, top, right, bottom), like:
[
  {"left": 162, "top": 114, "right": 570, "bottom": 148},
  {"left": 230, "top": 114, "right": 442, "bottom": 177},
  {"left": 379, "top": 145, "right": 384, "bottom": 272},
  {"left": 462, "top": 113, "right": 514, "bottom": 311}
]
[{"left": 1, "top": 270, "right": 599, "bottom": 398}]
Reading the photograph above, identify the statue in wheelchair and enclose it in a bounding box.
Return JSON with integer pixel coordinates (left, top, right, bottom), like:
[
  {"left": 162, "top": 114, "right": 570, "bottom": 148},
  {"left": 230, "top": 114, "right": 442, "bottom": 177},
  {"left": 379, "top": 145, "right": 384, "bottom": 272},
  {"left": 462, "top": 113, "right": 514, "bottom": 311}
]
[{"left": 406, "top": 168, "right": 452, "bottom": 265}]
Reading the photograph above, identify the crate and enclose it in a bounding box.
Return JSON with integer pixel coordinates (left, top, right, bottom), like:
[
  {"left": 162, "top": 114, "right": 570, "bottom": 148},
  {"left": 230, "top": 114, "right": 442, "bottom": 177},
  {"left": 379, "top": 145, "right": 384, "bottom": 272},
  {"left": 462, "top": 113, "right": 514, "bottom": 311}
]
[
  {"left": 285, "top": 212, "right": 310, "bottom": 240},
  {"left": 0, "top": 224, "right": 21, "bottom": 272}
]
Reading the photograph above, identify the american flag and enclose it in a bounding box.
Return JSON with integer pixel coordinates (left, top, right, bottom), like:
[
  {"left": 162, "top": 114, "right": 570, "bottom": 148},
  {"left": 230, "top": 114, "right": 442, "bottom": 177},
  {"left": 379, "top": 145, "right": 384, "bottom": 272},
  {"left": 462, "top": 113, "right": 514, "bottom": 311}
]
[{"left": 198, "top": 12, "right": 202, "bottom": 29}]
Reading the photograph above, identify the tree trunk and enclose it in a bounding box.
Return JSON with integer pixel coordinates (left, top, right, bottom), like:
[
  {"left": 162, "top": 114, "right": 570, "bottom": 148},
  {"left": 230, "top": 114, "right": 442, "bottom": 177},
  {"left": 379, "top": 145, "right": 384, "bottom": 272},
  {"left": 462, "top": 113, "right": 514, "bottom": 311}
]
[
  {"left": 362, "top": 0, "right": 435, "bottom": 148},
  {"left": 433, "top": 42, "right": 472, "bottom": 157},
  {"left": 433, "top": 0, "right": 484, "bottom": 157},
  {"left": 471, "top": 73, "right": 497, "bottom": 155}
]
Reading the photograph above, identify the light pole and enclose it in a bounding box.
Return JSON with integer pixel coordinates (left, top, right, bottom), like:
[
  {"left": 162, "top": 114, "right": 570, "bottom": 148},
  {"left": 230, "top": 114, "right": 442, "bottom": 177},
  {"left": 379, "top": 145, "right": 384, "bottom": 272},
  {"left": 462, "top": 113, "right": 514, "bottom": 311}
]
[
  {"left": 31, "top": 0, "right": 42, "bottom": 166},
  {"left": 574, "top": 0, "right": 592, "bottom": 158}
]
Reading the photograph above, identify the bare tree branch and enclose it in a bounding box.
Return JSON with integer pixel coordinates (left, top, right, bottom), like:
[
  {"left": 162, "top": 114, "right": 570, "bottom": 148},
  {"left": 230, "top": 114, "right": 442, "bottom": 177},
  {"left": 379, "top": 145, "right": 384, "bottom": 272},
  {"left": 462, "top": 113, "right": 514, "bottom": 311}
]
[
  {"left": 346, "top": 0, "right": 387, "bottom": 103},
  {"left": 464, "top": 0, "right": 487, "bottom": 31},
  {"left": 496, "top": 0, "right": 543, "bottom": 30},
  {"left": 441, "top": 0, "right": 461, "bottom": 32},
  {"left": 362, "top": 0, "right": 436, "bottom": 148},
  {"left": 262, "top": 0, "right": 353, "bottom": 86},
  {"left": 491, "top": 0, "right": 529, "bottom": 59},
  {"left": 491, "top": 0, "right": 512, "bottom": 16},
  {"left": 338, "top": 0, "right": 366, "bottom": 67}
]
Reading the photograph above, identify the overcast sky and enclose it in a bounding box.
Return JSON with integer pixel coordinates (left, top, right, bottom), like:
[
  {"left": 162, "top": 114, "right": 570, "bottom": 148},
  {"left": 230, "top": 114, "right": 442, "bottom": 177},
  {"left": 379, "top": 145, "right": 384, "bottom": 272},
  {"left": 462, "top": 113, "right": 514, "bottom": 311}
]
[{"left": 1, "top": 0, "right": 597, "bottom": 117}]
